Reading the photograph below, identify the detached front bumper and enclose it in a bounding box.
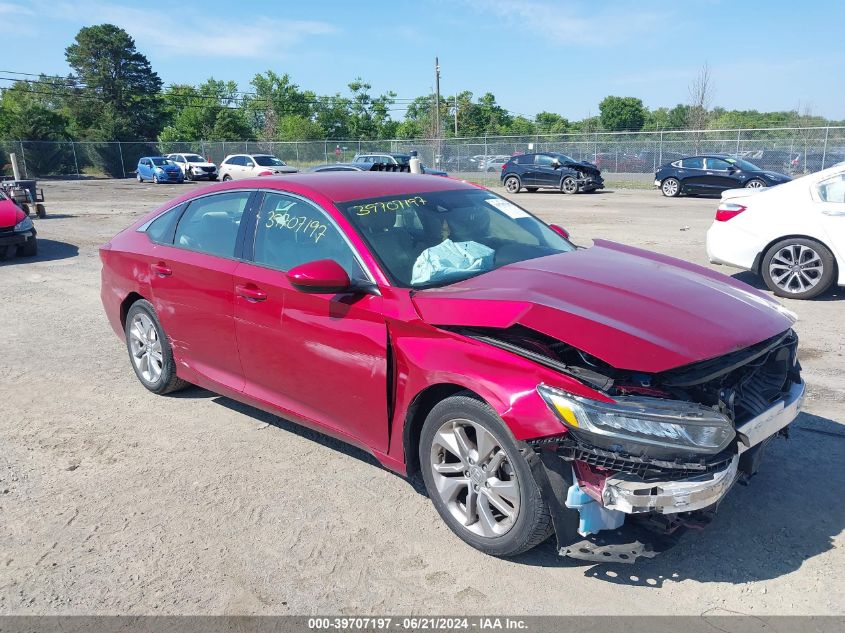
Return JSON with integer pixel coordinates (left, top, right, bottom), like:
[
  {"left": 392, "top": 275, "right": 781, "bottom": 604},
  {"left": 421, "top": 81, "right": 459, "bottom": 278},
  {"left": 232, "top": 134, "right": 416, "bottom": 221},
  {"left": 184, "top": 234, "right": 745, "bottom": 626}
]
[{"left": 531, "top": 380, "right": 805, "bottom": 562}]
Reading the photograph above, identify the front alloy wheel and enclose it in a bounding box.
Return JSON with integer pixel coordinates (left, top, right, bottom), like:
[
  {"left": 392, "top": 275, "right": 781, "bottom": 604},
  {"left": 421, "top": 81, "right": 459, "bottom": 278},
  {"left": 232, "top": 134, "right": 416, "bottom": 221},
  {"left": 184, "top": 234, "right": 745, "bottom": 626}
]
[
  {"left": 430, "top": 418, "right": 521, "bottom": 538},
  {"left": 561, "top": 176, "right": 578, "bottom": 194},
  {"left": 420, "top": 394, "right": 552, "bottom": 557}
]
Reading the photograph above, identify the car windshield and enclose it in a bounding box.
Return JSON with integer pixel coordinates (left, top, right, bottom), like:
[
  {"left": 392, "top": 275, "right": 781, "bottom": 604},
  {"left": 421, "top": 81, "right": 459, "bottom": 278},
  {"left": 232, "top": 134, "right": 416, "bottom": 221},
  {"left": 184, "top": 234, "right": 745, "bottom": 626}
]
[
  {"left": 151, "top": 158, "right": 173, "bottom": 166},
  {"left": 254, "top": 155, "right": 286, "bottom": 166},
  {"left": 339, "top": 189, "right": 574, "bottom": 288},
  {"left": 185, "top": 155, "right": 205, "bottom": 163},
  {"left": 725, "top": 157, "right": 761, "bottom": 171}
]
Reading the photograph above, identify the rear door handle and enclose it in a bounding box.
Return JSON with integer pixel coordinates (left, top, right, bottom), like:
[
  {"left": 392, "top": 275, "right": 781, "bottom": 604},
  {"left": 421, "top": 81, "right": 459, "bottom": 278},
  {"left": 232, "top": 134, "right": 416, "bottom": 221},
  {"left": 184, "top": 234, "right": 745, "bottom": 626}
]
[
  {"left": 151, "top": 262, "right": 172, "bottom": 277},
  {"left": 236, "top": 283, "right": 268, "bottom": 302}
]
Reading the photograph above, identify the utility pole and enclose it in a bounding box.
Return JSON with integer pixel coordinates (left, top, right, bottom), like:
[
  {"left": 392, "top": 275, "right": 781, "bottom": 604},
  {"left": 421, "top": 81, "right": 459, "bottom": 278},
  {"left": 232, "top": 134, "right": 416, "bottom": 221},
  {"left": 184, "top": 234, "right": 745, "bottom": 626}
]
[
  {"left": 454, "top": 94, "right": 458, "bottom": 136},
  {"left": 434, "top": 57, "right": 441, "bottom": 167},
  {"left": 434, "top": 57, "right": 441, "bottom": 140}
]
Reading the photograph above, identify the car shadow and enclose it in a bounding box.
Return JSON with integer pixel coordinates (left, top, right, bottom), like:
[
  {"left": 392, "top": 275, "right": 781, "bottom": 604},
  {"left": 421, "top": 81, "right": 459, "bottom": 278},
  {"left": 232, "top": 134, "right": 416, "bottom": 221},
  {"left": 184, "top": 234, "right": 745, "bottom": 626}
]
[
  {"left": 170, "top": 385, "right": 843, "bottom": 584},
  {"left": 511, "top": 411, "right": 845, "bottom": 585},
  {"left": 169, "top": 386, "right": 384, "bottom": 469},
  {"left": 0, "top": 238, "right": 78, "bottom": 265},
  {"left": 732, "top": 271, "right": 844, "bottom": 301}
]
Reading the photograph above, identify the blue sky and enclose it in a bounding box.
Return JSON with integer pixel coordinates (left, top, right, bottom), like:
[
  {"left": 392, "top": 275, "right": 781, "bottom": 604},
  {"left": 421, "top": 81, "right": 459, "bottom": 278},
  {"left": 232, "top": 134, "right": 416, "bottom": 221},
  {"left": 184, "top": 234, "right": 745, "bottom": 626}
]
[{"left": 1, "top": 0, "right": 843, "bottom": 120}]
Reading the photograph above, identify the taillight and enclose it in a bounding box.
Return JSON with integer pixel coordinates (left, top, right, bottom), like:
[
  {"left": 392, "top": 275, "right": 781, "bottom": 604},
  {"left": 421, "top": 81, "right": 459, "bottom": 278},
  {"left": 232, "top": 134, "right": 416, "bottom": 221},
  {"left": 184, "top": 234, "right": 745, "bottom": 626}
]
[
  {"left": 715, "top": 202, "right": 746, "bottom": 222},
  {"left": 258, "top": 170, "right": 273, "bottom": 176},
  {"left": 501, "top": 163, "right": 506, "bottom": 169}
]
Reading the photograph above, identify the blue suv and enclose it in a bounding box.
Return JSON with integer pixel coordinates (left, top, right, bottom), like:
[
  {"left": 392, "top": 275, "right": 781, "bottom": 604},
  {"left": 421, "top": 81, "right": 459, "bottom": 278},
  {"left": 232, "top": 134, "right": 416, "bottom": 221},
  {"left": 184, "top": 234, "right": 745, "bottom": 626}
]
[
  {"left": 136, "top": 157, "right": 184, "bottom": 184},
  {"left": 501, "top": 152, "right": 603, "bottom": 194}
]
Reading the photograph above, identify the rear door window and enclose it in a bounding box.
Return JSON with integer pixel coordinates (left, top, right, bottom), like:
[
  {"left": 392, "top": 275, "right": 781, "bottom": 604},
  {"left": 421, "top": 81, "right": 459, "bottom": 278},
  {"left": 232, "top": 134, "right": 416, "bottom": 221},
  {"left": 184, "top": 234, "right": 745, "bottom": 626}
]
[
  {"left": 174, "top": 192, "right": 252, "bottom": 258},
  {"left": 682, "top": 157, "right": 705, "bottom": 169}
]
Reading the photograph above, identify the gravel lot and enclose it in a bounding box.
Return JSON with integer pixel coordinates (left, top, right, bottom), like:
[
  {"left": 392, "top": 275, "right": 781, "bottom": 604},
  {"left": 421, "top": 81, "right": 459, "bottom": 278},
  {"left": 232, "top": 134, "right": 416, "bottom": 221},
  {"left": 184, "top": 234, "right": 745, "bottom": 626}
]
[{"left": 1, "top": 179, "right": 843, "bottom": 616}]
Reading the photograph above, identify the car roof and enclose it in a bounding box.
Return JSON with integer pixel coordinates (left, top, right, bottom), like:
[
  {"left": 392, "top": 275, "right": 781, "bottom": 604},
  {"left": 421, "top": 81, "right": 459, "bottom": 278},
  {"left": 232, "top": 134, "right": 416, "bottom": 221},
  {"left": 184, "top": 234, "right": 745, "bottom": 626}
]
[
  {"left": 139, "top": 156, "right": 167, "bottom": 160},
  {"left": 171, "top": 172, "right": 475, "bottom": 205}
]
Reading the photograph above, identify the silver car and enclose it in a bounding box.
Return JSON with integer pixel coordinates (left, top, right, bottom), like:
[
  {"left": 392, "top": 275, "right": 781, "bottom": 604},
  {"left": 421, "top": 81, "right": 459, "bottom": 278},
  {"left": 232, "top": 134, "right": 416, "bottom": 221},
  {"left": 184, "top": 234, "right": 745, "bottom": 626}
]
[{"left": 219, "top": 154, "right": 298, "bottom": 181}]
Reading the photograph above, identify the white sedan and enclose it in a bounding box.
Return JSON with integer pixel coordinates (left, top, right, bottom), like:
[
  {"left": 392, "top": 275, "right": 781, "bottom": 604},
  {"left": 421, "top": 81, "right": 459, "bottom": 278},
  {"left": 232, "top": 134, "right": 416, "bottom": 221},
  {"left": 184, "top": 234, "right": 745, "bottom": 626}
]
[{"left": 707, "top": 164, "right": 845, "bottom": 299}]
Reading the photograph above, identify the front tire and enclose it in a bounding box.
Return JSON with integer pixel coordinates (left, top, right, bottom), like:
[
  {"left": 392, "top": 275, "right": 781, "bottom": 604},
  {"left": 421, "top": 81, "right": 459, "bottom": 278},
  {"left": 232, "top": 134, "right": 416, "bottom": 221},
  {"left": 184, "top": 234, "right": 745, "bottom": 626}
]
[
  {"left": 761, "top": 238, "right": 836, "bottom": 299},
  {"left": 419, "top": 394, "right": 552, "bottom": 557},
  {"left": 661, "top": 177, "right": 681, "bottom": 197},
  {"left": 152, "top": 174, "right": 159, "bottom": 184},
  {"left": 560, "top": 176, "right": 578, "bottom": 194},
  {"left": 504, "top": 175, "right": 522, "bottom": 194},
  {"left": 125, "top": 300, "right": 188, "bottom": 394}
]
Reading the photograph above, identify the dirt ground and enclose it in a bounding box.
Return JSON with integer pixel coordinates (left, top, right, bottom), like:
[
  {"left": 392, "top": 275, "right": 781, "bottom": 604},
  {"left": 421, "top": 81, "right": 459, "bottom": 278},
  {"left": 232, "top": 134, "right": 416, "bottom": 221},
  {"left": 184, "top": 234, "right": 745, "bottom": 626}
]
[{"left": 1, "top": 179, "right": 843, "bottom": 616}]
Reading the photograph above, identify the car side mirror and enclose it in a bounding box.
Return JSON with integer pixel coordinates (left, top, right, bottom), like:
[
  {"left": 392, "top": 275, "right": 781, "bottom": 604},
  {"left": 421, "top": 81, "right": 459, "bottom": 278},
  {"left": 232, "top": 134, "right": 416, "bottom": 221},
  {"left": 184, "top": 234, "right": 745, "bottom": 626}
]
[
  {"left": 287, "top": 259, "right": 353, "bottom": 294},
  {"left": 549, "top": 223, "right": 570, "bottom": 239}
]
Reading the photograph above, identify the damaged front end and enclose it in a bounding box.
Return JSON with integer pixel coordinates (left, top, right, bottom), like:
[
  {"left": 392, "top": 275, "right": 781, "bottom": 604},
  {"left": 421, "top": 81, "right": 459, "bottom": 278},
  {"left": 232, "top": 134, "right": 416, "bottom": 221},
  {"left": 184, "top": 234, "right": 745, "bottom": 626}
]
[
  {"left": 465, "top": 325, "right": 804, "bottom": 562},
  {"left": 563, "top": 161, "right": 605, "bottom": 192}
]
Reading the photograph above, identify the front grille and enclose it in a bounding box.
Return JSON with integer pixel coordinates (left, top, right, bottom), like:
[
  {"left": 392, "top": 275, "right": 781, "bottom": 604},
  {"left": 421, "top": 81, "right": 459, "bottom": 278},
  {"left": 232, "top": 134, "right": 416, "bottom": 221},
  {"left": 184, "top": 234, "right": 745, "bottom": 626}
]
[
  {"left": 201, "top": 166, "right": 215, "bottom": 173},
  {"left": 551, "top": 437, "right": 736, "bottom": 480}
]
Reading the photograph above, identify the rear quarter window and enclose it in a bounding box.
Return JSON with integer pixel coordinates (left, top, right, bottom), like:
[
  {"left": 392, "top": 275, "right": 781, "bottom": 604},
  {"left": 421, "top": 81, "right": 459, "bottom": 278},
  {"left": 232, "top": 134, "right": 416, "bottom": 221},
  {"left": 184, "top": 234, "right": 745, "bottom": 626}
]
[{"left": 144, "top": 203, "right": 185, "bottom": 244}]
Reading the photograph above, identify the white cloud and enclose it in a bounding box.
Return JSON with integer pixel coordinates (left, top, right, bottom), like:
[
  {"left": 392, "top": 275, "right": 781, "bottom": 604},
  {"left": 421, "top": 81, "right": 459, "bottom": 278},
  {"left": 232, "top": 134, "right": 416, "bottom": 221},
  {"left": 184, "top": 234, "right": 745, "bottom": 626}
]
[
  {"left": 45, "top": 1, "right": 338, "bottom": 59},
  {"left": 463, "top": 0, "right": 664, "bottom": 46},
  {"left": 0, "top": 2, "right": 33, "bottom": 14}
]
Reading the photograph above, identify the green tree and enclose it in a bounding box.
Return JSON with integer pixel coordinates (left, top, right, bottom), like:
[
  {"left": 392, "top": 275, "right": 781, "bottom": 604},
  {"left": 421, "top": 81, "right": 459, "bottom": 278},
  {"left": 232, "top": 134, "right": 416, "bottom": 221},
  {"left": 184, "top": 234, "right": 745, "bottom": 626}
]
[
  {"left": 65, "top": 24, "right": 164, "bottom": 140},
  {"left": 158, "top": 80, "right": 247, "bottom": 142},
  {"left": 598, "top": 96, "right": 646, "bottom": 131},
  {"left": 534, "top": 111, "right": 570, "bottom": 134},
  {"left": 245, "top": 71, "right": 316, "bottom": 139},
  {"left": 0, "top": 80, "right": 75, "bottom": 176},
  {"left": 346, "top": 78, "right": 396, "bottom": 139}
]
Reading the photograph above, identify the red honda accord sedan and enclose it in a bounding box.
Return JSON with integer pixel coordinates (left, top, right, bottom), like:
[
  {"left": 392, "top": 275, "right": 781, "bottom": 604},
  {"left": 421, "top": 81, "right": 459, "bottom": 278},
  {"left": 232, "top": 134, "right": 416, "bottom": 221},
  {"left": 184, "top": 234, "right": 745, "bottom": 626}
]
[{"left": 101, "top": 173, "right": 804, "bottom": 561}]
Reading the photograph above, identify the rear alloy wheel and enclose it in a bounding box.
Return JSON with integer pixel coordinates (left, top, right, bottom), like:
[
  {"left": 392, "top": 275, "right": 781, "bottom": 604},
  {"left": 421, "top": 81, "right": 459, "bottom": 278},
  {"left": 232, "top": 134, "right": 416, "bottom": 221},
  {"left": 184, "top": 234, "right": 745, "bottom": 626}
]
[
  {"left": 222, "top": 174, "right": 232, "bottom": 182},
  {"left": 504, "top": 175, "right": 522, "bottom": 194},
  {"left": 661, "top": 177, "right": 681, "bottom": 197},
  {"left": 420, "top": 394, "right": 552, "bottom": 557},
  {"left": 762, "top": 238, "right": 836, "bottom": 299},
  {"left": 560, "top": 176, "right": 578, "bottom": 194},
  {"left": 745, "top": 179, "right": 766, "bottom": 189},
  {"left": 125, "top": 300, "right": 188, "bottom": 394}
]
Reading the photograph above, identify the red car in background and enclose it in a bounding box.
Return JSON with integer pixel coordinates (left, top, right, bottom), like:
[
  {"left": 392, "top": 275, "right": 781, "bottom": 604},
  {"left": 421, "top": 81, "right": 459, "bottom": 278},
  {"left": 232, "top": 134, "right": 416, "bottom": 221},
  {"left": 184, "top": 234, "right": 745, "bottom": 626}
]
[
  {"left": 100, "top": 173, "right": 804, "bottom": 562},
  {"left": 0, "top": 189, "right": 37, "bottom": 258}
]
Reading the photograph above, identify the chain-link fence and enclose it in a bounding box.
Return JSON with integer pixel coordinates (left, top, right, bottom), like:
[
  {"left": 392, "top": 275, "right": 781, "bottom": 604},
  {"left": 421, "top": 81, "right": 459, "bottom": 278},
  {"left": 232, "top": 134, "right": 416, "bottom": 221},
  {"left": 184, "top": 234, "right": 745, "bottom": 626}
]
[{"left": 3, "top": 126, "right": 845, "bottom": 188}]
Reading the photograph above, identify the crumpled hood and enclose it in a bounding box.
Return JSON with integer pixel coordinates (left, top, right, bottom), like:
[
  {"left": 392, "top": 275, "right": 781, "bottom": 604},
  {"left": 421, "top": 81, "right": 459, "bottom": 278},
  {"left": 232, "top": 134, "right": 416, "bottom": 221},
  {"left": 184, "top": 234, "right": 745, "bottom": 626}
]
[
  {"left": 564, "top": 160, "right": 601, "bottom": 176},
  {"left": 0, "top": 200, "right": 24, "bottom": 228},
  {"left": 411, "top": 240, "right": 794, "bottom": 373}
]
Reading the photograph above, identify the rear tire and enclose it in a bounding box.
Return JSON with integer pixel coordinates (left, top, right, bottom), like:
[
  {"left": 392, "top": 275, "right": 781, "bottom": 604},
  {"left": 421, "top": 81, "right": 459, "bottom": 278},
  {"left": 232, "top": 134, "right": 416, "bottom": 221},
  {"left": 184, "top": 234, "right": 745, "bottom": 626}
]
[
  {"left": 222, "top": 174, "right": 232, "bottom": 182},
  {"left": 761, "top": 238, "right": 836, "bottom": 299},
  {"left": 419, "top": 393, "right": 553, "bottom": 557},
  {"left": 125, "top": 299, "right": 189, "bottom": 394},
  {"left": 504, "top": 175, "right": 522, "bottom": 194},
  {"left": 745, "top": 179, "right": 766, "bottom": 189},
  {"left": 661, "top": 177, "right": 681, "bottom": 197}
]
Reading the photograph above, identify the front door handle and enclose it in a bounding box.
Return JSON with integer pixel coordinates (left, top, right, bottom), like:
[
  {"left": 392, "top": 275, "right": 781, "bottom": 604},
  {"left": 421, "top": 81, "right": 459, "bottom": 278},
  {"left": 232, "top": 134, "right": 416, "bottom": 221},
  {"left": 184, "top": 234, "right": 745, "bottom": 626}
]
[
  {"left": 236, "top": 283, "right": 268, "bottom": 302},
  {"left": 151, "top": 262, "right": 172, "bottom": 277}
]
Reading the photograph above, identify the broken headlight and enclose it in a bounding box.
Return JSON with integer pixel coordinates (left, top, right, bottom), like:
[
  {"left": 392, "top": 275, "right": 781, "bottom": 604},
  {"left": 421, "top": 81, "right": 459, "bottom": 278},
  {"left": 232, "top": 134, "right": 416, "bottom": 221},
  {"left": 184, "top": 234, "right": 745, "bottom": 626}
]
[{"left": 537, "top": 385, "right": 735, "bottom": 455}]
